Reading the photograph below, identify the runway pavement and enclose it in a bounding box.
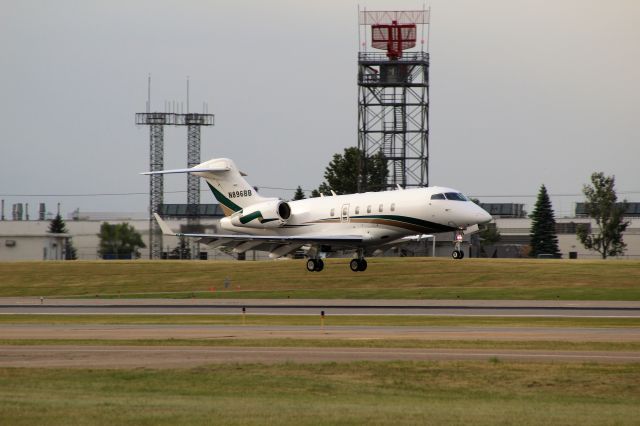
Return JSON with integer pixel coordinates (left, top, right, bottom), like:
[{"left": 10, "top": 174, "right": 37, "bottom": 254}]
[
  {"left": 2, "top": 298, "right": 640, "bottom": 317},
  {"left": 2, "top": 298, "right": 639, "bottom": 367},
  {"left": 1, "top": 345, "right": 639, "bottom": 367}
]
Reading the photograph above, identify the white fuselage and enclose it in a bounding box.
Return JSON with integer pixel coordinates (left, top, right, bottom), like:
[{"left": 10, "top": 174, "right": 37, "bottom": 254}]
[{"left": 220, "top": 186, "right": 491, "bottom": 246}]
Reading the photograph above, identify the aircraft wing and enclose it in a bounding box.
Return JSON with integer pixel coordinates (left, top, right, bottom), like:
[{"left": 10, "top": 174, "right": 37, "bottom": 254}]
[{"left": 153, "top": 214, "right": 362, "bottom": 257}]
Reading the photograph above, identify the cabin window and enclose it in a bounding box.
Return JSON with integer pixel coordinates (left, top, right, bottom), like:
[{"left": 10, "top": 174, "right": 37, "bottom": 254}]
[
  {"left": 367, "top": 205, "right": 371, "bottom": 213},
  {"left": 431, "top": 193, "right": 445, "bottom": 200},
  {"left": 390, "top": 203, "right": 395, "bottom": 212},
  {"left": 330, "top": 208, "right": 335, "bottom": 217},
  {"left": 355, "top": 206, "right": 360, "bottom": 214},
  {"left": 378, "top": 204, "right": 383, "bottom": 212}
]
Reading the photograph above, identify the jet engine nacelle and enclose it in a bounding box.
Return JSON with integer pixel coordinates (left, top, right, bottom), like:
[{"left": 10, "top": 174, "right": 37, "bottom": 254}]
[{"left": 229, "top": 200, "right": 291, "bottom": 228}]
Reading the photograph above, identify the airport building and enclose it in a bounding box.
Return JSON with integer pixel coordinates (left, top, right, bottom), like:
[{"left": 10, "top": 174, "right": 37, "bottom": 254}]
[{"left": 1, "top": 202, "right": 639, "bottom": 261}]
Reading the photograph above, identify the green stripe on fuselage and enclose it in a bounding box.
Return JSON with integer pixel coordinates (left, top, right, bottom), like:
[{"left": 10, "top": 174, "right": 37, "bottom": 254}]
[
  {"left": 322, "top": 214, "right": 456, "bottom": 233},
  {"left": 240, "top": 210, "right": 262, "bottom": 224},
  {"left": 206, "top": 182, "right": 242, "bottom": 212},
  {"left": 363, "top": 215, "right": 456, "bottom": 233}
]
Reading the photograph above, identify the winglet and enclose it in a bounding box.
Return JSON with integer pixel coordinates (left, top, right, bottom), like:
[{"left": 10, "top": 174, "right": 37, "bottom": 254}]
[{"left": 153, "top": 213, "right": 176, "bottom": 235}]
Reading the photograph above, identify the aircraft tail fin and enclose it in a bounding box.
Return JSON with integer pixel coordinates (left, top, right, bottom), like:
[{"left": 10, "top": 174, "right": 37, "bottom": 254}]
[{"left": 142, "top": 158, "right": 267, "bottom": 216}]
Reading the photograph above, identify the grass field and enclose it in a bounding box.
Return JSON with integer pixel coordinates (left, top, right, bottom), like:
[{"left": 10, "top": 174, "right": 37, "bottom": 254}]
[
  {"left": 2, "top": 339, "right": 640, "bottom": 352},
  {"left": 2, "top": 314, "right": 639, "bottom": 328},
  {"left": 1, "top": 257, "right": 639, "bottom": 300},
  {"left": 1, "top": 361, "right": 639, "bottom": 425},
  {"left": 2, "top": 258, "right": 639, "bottom": 424}
]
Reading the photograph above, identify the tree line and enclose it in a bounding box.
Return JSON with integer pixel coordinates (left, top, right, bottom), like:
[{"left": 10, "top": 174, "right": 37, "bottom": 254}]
[{"left": 48, "top": 146, "right": 629, "bottom": 260}]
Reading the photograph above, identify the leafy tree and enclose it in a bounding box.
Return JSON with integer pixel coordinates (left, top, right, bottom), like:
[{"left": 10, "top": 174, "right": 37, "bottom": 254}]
[
  {"left": 48, "top": 213, "right": 77, "bottom": 260},
  {"left": 317, "top": 147, "right": 388, "bottom": 194},
  {"left": 529, "top": 184, "right": 561, "bottom": 258},
  {"left": 292, "top": 185, "right": 306, "bottom": 200},
  {"left": 98, "top": 222, "right": 146, "bottom": 259},
  {"left": 359, "top": 150, "right": 389, "bottom": 192},
  {"left": 577, "top": 172, "right": 629, "bottom": 259}
]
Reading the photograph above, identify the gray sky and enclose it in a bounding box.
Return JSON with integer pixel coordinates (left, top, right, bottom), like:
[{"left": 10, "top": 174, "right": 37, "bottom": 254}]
[{"left": 1, "top": 0, "right": 638, "bottom": 218}]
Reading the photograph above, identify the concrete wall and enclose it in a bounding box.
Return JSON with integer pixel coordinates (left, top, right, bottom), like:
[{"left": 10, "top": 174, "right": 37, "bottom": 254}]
[
  {"left": 1, "top": 216, "right": 638, "bottom": 261},
  {"left": 494, "top": 217, "right": 640, "bottom": 259},
  {"left": 0, "top": 233, "right": 68, "bottom": 261},
  {"left": 0, "top": 218, "right": 222, "bottom": 260}
]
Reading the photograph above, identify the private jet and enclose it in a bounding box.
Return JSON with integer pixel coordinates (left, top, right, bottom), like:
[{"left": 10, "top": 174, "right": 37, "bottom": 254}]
[{"left": 144, "top": 158, "right": 492, "bottom": 272}]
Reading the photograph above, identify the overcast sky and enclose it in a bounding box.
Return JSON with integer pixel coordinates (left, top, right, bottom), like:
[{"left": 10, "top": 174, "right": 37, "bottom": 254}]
[{"left": 1, "top": 0, "right": 638, "bottom": 218}]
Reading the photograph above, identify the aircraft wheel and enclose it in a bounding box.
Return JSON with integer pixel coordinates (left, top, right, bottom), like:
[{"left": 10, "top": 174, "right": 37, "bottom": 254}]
[
  {"left": 314, "top": 259, "right": 324, "bottom": 272},
  {"left": 358, "top": 259, "right": 368, "bottom": 271},
  {"left": 350, "top": 259, "right": 360, "bottom": 272},
  {"left": 306, "top": 259, "right": 317, "bottom": 272},
  {"left": 452, "top": 250, "right": 461, "bottom": 260}
]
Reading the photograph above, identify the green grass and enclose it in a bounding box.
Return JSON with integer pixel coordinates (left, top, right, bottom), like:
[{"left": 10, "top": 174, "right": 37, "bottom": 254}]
[
  {"left": 2, "top": 314, "right": 640, "bottom": 327},
  {"left": 1, "top": 338, "right": 640, "bottom": 352},
  {"left": 1, "top": 361, "right": 639, "bottom": 425},
  {"left": 0, "top": 258, "right": 639, "bottom": 300}
]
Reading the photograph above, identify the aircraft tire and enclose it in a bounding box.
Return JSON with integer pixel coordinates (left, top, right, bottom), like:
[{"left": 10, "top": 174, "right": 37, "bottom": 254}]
[
  {"left": 452, "top": 250, "right": 460, "bottom": 260},
  {"left": 350, "top": 259, "right": 360, "bottom": 272},
  {"left": 314, "top": 259, "right": 324, "bottom": 272},
  {"left": 358, "top": 259, "right": 368, "bottom": 271},
  {"left": 459, "top": 250, "right": 465, "bottom": 259},
  {"left": 306, "top": 259, "right": 317, "bottom": 272}
]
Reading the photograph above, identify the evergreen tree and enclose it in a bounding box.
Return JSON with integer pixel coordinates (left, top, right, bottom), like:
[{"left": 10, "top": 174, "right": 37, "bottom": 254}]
[
  {"left": 317, "top": 147, "right": 388, "bottom": 194},
  {"left": 310, "top": 189, "right": 321, "bottom": 198},
  {"left": 48, "top": 213, "right": 77, "bottom": 260},
  {"left": 292, "top": 185, "right": 306, "bottom": 200},
  {"left": 577, "top": 172, "right": 629, "bottom": 259},
  {"left": 98, "top": 222, "right": 146, "bottom": 259},
  {"left": 48, "top": 214, "right": 68, "bottom": 233},
  {"left": 529, "top": 185, "right": 561, "bottom": 258}
]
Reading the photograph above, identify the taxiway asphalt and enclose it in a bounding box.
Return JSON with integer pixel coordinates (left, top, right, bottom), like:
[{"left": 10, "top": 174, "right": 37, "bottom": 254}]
[{"left": 1, "top": 298, "right": 640, "bottom": 317}]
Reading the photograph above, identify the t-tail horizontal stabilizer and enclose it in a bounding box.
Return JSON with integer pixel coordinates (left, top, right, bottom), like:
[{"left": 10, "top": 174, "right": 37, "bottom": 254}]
[{"left": 141, "top": 167, "right": 229, "bottom": 175}]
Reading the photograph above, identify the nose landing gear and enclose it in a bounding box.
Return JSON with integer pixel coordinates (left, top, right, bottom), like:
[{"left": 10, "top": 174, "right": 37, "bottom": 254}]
[{"left": 452, "top": 230, "right": 465, "bottom": 260}]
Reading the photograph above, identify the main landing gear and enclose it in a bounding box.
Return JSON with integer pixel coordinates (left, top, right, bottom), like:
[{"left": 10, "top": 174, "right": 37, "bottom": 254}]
[
  {"left": 350, "top": 248, "right": 368, "bottom": 272},
  {"left": 349, "top": 258, "right": 368, "bottom": 272},
  {"left": 306, "top": 258, "right": 324, "bottom": 272},
  {"left": 452, "top": 229, "right": 465, "bottom": 260},
  {"left": 306, "top": 249, "right": 368, "bottom": 272}
]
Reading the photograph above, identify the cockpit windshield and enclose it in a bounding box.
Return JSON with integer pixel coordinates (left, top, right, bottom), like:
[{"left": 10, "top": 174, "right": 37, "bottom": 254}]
[
  {"left": 444, "top": 192, "right": 469, "bottom": 201},
  {"left": 430, "top": 192, "right": 469, "bottom": 201}
]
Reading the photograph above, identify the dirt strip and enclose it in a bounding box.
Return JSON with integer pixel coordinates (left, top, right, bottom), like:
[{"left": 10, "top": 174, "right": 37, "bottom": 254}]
[
  {"left": 1, "top": 345, "right": 639, "bottom": 368},
  {"left": 3, "top": 298, "right": 640, "bottom": 308}
]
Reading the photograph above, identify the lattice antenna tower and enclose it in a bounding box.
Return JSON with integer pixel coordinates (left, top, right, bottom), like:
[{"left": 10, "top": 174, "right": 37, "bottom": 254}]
[
  {"left": 136, "top": 76, "right": 214, "bottom": 259},
  {"left": 357, "top": 9, "right": 430, "bottom": 191},
  {"left": 174, "top": 77, "right": 214, "bottom": 259}
]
